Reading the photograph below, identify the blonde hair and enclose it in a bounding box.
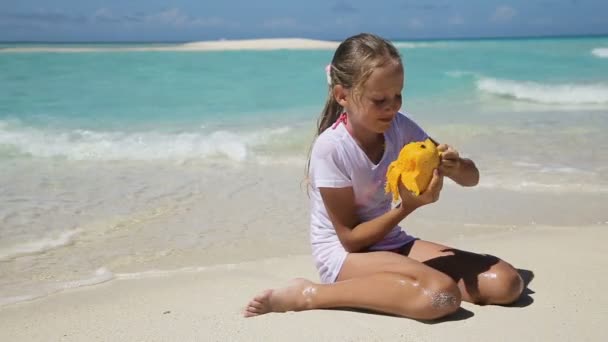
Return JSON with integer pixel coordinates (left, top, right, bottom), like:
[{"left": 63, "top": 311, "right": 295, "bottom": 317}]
[{"left": 304, "top": 33, "right": 402, "bottom": 181}]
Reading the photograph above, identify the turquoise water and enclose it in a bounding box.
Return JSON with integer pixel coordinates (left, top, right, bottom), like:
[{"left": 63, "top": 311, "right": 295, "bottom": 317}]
[
  {"left": 2, "top": 37, "right": 607, "bottom": 130},
  {"left": 2, "top": 36, "right": 608, "bottom": 172},
  {"left": 1, "top": 36, "right": 608, "bottom": 306},
  {"left": 2, "top": 36, "right": 608, "bottom": 180},
  {"left": 0, "top": 49, "right": 331, "bottom": 130}
]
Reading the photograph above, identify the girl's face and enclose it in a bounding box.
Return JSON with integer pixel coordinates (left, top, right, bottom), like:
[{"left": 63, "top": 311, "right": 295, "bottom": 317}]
[{"left": 341, "top": 60, "right": 404, "bottom": 134}]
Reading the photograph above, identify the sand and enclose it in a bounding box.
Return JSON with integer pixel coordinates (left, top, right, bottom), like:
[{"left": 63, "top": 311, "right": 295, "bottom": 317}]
[
  {"left": 0, "top": 38, "right": 339, "bottom": 53},
  {"left": 1, "top": 223, "right": 606, "bottom": 341}
]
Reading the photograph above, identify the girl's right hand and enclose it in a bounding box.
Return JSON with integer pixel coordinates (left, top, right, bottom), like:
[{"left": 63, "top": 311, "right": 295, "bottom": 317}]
[{"left": 398, "top": 169, "right": 444, "bottom": 211}]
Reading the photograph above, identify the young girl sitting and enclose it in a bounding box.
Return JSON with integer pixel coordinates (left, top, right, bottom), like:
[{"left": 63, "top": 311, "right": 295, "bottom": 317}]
[{"left": 244, "top": 33, "right": 524, "bottom": 320}]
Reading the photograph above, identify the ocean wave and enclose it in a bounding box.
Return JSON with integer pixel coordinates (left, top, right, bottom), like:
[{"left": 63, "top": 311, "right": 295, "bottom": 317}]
[
  {"left": 0, "top": 230, "right": 80, "bottom": 261},
  {"left": 394, "top": 42, "right": 447, "bottom": 48},
  {"left": 476, "top": 77, "right": 608, "bottom": 105},
  {"left": 114, "top": 256, "right": 289, "bottom": 280},
  {"left": 0, "top": 268, "right": 113, "bottom": 307},
  {"left": 0, "top": 258, "right": 276, "bottom": 306},
  {"left": 477, "top": 179, "right": 608, "bottom": 193},
  {"left": 0, "top": 122, "right": 292, "bottom": 161},
  {"left": 445, "top": 70, "right": 480, "bottom": 78},
  {"left": 591, "top": 48, "right": 608, "bottom": 58},
  {"left": 115, "top": 264, "right": 236, "bottom": 280}
]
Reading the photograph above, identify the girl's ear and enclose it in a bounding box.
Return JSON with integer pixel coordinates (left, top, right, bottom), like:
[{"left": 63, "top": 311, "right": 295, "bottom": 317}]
[{"left": 333, "top": 84, "right": 349, "bottom": 107}]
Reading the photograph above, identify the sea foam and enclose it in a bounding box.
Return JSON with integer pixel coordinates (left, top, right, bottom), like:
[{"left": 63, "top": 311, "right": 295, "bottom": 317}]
[
  {"left": 0, "top": 230, "right": 80, "bottom": 261},
  {"left": 0, "top": 122, "right": 291, "bottom": 161},
  {"left": 0, "top": 268, "right": 114, "bottom": 307},
  {"left": 477, "top": 77, "right": 608, "bottom": 105},
  {"left": 591, "top": 48, "right": 608, "bottom": 58}
]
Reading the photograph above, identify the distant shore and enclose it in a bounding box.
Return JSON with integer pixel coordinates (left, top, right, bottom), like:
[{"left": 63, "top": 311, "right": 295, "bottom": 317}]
[{"left": 0, "top": 38, "right": 340, "bottom": 53}]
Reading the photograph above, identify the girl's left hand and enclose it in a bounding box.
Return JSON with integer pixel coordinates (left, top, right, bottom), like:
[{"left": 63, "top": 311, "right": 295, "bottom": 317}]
[{"left": 437, "top": 144, "right": 461, "bottom": 177}]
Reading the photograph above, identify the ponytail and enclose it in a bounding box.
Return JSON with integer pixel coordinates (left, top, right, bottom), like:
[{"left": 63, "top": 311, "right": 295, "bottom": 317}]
[
  {"left": 316, "top": 92, "right": 343, "bottom": 135},
  {"left": 303, "top": 91, "right": 342, "bottom": 190}
]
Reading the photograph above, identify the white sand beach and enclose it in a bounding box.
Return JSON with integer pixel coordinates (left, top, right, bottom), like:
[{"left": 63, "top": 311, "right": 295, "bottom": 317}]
[
  {"left": 0, "top": 160, "right": 606, "bottom": 342},
  {"left": 1, "top": 222, "right": 606, "bottom": 341},
  {"left": 0, "top": 38, "right": 339, "bottom": 53}
]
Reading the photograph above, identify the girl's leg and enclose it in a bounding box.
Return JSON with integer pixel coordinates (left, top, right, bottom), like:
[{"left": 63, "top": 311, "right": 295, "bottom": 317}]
[
  {"left": 402, "top": 240, "right": 524, "bottom": 305},
  {"left": 244, "top": 251, "right": 462, "bottom": 320}
]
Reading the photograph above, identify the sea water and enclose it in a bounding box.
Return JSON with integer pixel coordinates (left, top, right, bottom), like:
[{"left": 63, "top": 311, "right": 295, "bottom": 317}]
[{"left": 1, "top": 36, "right": 607, "bottom": 305}]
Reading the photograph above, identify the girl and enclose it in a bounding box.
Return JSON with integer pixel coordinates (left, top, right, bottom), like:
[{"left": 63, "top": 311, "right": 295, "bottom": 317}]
[{"left": 244, "top": 33, "right": 523, "bottom": 320}]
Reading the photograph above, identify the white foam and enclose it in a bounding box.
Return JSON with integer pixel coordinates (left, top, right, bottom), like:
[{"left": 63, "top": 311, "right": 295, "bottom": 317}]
[
  {"left": 512, "top": 161, "right": 543, "bottom": 168},
  {"left": 394, "top": 42, "right": 447, "bottom": 48},
  {"left": 478, "top": 179, "right": 608, "bottom": 193},
  {"left": 445, "top": 70, "right": 476, "bottom": 78},
  {"left": 0, "top": 122, "right": 292, "bottom": 161},
  {"left": 477, "top": 77, "right": 608, "bottom": 105},
  {"left": 0, "top": 230, "right": 80, "bottom": 261},
  {"left": 0, "top": 295, "right": 38, "bottom": 307},
  {"left": 115, "top": 266, "right": 215, "bottom": 280},
  {"left": 0, "top": 263, "right": 243, "bottom": 307},
  {"left": 591, "top": 48, "right": 608, "bottom": 58},
  {"left": 0, "top": 267, "right": 114, "bottom": 307},
  {"left": 61, "top": 267, "right": 114, "bottom": 288},
  {"left": 539, "top": 166, "right": 596, "bottom": 175},
  {"left": 114, "top": 264, "right": 243, "bottom": 280},
  {"left": 255, "top": 155, "right": 306, "bottom": 166}
]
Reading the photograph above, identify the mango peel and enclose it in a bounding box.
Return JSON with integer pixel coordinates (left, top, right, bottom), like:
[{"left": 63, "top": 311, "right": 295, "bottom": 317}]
[{"left": 385, "top": 138, "right": 441, "bottom": 201}]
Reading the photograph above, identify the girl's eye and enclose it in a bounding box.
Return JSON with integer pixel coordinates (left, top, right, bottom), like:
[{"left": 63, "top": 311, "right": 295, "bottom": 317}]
[{"left": 372, "top": 98, "right": 386, "bottom": 105}]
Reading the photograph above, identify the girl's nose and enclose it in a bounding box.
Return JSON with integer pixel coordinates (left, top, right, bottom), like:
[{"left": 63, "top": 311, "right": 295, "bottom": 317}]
[{"left": 388, "top": 98, "right": 401, "bottom": 113}]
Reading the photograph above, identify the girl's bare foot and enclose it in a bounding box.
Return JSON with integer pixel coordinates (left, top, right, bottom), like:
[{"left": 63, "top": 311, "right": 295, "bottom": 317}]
[{"left": 243, "top": 278, "right": 315, "bottom": 317}]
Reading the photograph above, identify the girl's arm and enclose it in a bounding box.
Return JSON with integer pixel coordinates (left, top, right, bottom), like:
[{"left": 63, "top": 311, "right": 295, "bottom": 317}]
[
  {"left": 446, "top": 157, "right": 479, "bottom": 187},
  {"left": 320, "top": 170, "right": 443, "bottom": 253},
  {"left": 435, "top": 142, "right": 479, "bottom": 187}
]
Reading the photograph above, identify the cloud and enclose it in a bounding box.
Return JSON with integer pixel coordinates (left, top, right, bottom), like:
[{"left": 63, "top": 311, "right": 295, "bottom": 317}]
[
  {"left": 262, "top": 17, "right": 299, "bottom": 29},
  {"left": 331, "top": 1, "right": 359, "bottom": 14},
  {"left": 147, "top": 8, "right": 192, "bottom": 26},
  {"left": 92, "top": 8, "right": 127, "bottom": 23},
  {"left": 448, "top": 14, "right": 464, "bottom": 26},
  {"left": 407, "top": 18, "right": 424, "bottom": 29},
  {"left": 491, "top": 5, "right": 517, "bottom": 23},
  {"left": 401, "top": 2, "right": 451, "bottom": 11},
  {"left": 1, "top": 8, "right": 235, "bottom": 29},
  {"left": 148, "top": 9, "right": 237, "bottom": 28},
  {"left": 112, "top": 8, "right": 231, "bottom": 28},
  {"left": 530, "top": 17, "right": 554, "bottom": 28},
  {"left": 0, "top": 9, "right": 86, "bottom": 24}
]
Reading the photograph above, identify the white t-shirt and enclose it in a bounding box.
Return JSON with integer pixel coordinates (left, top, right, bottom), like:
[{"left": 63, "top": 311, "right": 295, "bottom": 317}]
[{"left": 308, "top": 111, "right": 430, "bottom": 283}]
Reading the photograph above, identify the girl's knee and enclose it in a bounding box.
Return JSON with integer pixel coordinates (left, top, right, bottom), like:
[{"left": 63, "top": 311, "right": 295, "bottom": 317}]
[
  {"left": 423, "top": 275, "right": 462, "bottom": 318},
  {"left": 483, "top": 262, "right": 524, "bottom": 305},
  {"left": 400, "top": 274, "right": 462, "bottom": 320}
]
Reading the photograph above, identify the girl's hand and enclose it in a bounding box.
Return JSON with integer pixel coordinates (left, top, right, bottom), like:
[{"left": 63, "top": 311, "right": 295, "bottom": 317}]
[
  {"left": 398, "top": 169, "right": 444, "bottom": 211},
  {"left": 437, "top": 144, "right": 461, "bottom": 178}
]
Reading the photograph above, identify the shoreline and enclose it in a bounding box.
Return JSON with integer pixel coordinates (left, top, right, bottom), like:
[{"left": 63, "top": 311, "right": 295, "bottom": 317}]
[
  {"left": 1, "top": 224, "right": 606, "bottom": 341},
  {"left": 3, "top": 35, "right": 605, "bottom": 53},
  {"left": 1, "top": 160, "right": 607, "bottom": 310},
  {"left": 0, "top": 38, "right": 340, "bottom": 53},
  {"left": 2, "top": 33, "right": 607, "bottom": 45}
]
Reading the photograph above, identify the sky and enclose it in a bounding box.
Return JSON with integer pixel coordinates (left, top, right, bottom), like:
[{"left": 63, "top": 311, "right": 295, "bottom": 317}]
[{"left": 1, "top": 0, "right": 607, "bottom": 42}]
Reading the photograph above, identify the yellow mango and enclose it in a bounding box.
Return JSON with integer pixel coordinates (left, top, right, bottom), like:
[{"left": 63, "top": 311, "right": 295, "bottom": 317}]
[{"left": 385, "top": 138, "right": 441, "bottom": 201}]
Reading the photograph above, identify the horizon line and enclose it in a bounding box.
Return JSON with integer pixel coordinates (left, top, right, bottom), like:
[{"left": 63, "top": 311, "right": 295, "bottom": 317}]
[{"left": 1, "top": 32, "right": 607, "bottom": 44}]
